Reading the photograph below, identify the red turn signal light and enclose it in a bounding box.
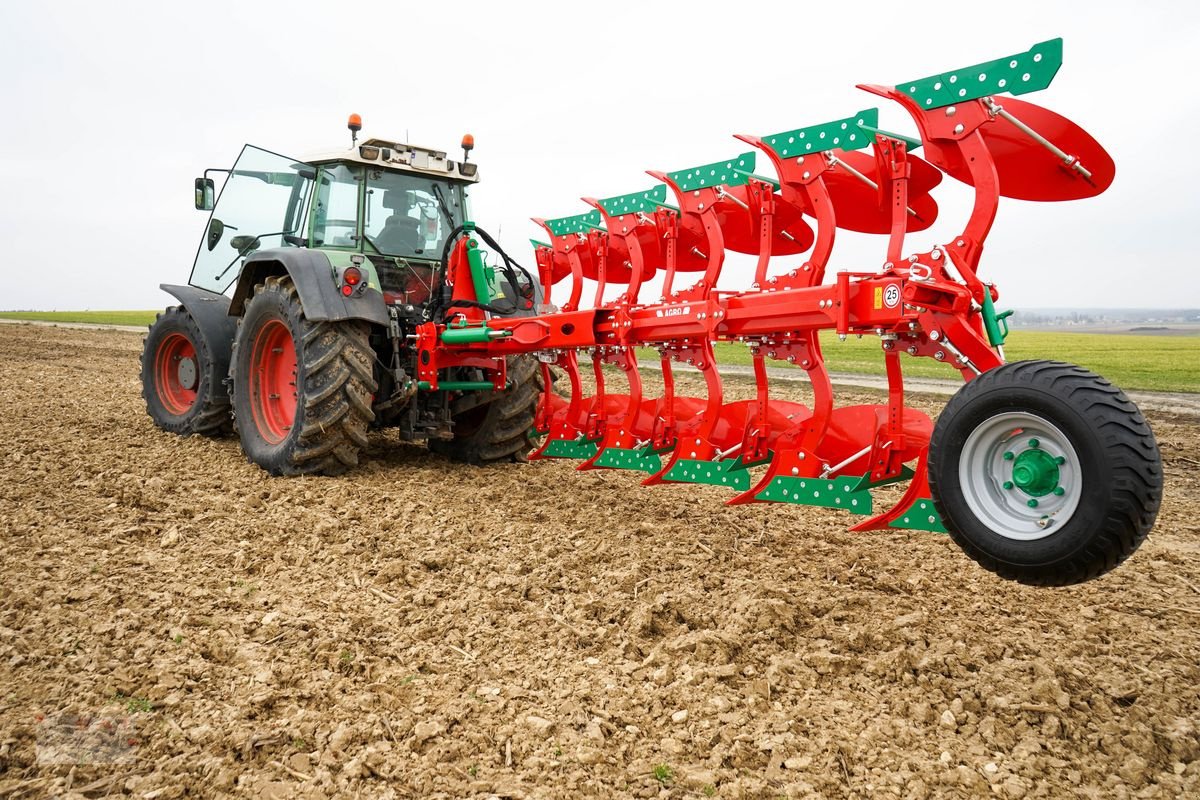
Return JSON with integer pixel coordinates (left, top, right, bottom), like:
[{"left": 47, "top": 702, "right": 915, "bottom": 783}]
[{"left": 343, "top": 266, "right": 362, "bottom": 286}]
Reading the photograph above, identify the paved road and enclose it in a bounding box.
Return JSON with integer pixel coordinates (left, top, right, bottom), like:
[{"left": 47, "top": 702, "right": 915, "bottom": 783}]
[
  {"left": 5, "top": 318, "right": 1196, "bottom": 417},
  {"left": 668, "top": 363, "right": 1200, "bottom": 417}
]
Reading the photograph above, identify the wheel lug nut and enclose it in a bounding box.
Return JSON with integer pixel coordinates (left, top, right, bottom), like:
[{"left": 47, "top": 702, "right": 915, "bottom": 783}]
[
  {"left": 1053, "top": 487, "right": 1065, "bottom": 496},
  {"left": 1028, "top": 438, "right": 1040, "bottom": 448},
  {"left": 1003, "top": 481, "right": 1014, "bottom": 490},
  {"left": 1027, "top": 499, "right": 1039, "bottom": 508},
  {"left": 1055, "top": 456, "right": 1065, "bottom": 465},
  {"left": 1003, "top": 452, "right": 1015, "bottom": 461}
]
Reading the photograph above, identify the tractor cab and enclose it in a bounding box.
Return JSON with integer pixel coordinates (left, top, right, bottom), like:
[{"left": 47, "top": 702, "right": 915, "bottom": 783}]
[{"left": 189, "top": 122, "right": 480, "bottom": 307}]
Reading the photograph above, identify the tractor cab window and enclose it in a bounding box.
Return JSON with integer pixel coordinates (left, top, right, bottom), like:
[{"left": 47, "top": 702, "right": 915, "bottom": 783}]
[
  {"left": 363, "top": 170, "right": 465, "bottom": 259},
  {"left": 310, "top": 164, "right": 361, "bottom": 249},
  {"left": 188, "top": 145, "right": 313, "bottom": 295}
]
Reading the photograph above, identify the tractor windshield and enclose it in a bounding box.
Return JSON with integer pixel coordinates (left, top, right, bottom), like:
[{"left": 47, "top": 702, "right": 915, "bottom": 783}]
[
  {"left": 363, "top": 169, "right": 466, "bottom": 259},
  {"left": 189, "top": 145, "right": 312, "bottom": 294}
]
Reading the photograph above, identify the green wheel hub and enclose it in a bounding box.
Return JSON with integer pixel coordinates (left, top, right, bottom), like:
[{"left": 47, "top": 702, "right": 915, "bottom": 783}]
[
  {"left": 1010, "top": 445, "right": 1061, "bottom": 497},
  {"left": 957, "top": 411, "right": 1083, "bottom": 541}
]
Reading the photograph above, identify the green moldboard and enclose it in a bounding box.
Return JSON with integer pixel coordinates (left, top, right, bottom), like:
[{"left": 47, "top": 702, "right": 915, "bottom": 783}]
[
  {"left": 668, "top": 152, "right": 756, "bottom": 192},
  {"left": 755, "top": 474, "right": 874, "bottom": 514},
  {"left": 888, "top": 497, "right": 948, "bottom": 533},
  {"left": 762, "top": 109, "right": 879, "bottom": 160},
  {"left": 540, "top": 438, "right": 599, "bottom": 459},
  {"left": 896, "top": 38, "right": 1063, "bottom": 110},
  {"left": 597, "top": 185, "right": 668, "bottom": 216},
  {"left": 592, "top": 446, "right": 662, "bottom": 474},
  {"left": 851, "top": 465, "right": 915, "bottom": 492},
  {"left": 662, "top": 458, "right": 751, "bottom": 491},
  {"left": 856, "top": 123, "right": 922, "bottom": 151},
  {"left": 544, "top": 209, "right": 602, "bottom": 237}
]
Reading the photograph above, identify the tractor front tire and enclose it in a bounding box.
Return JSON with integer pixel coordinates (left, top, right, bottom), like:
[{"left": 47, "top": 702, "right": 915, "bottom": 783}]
[
  {"left": 929, "top": 360, "right": 1161, "bottom": 586},
  {"left": 230, "top": 276, "right": 378, "bottom": 476},
  {"left": 141, "top": 306, "right": 232, "bottom": 436},
  {"left": 428, "top": 355, "right": 541, "bottom": 464}
]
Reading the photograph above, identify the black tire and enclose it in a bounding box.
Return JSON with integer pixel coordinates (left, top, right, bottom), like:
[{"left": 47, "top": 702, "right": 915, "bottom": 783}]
[
  {"left": 230, "top": 275, "right": 378, "bottom": 476},
  {"left": 141, "top": 306, "right": 232, "bottom": 437},
  {"left": 929, "top": 360, "right": 1161, "bottom": 586},
  {"left": 428, "top": 355, "right": 541, "bottom": 464}
]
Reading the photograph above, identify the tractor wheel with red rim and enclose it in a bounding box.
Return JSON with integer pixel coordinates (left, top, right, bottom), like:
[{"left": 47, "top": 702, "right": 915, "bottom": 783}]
[
  {"left": 230, "top": 275, "right": 378, "bottom": 476},
  {"left": 140, "top": 306, "right": 232, "bottom": 436}
]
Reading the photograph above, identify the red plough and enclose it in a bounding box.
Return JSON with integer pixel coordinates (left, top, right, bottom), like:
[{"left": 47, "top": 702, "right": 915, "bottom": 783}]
[{"left": 416, "top": 39, "right": 1160, "bottom": 585}]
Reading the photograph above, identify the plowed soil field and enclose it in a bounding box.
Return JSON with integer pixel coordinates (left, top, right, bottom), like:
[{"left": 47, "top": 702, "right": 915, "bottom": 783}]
[{"left": 1, "top": 323, "right": 1197, "bottom": 799}]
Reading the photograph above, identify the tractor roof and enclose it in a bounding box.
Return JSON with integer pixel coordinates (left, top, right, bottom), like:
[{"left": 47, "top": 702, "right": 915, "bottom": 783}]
[{"left": 304, "top": 137, "right": 479, "bottom": 183}]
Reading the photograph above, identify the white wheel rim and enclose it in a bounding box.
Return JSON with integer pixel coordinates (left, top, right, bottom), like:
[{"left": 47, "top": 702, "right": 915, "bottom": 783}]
[{"left": 958, "top": 411, "right": 1082, "bottom": 541}]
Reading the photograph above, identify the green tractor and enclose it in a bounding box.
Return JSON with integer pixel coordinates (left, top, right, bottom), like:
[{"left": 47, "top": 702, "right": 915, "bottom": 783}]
[{"left": 141, "top": 116, "right": 543, "bottom": 475}]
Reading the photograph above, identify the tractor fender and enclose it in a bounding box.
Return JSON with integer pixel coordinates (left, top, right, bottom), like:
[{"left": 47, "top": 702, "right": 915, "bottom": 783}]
[
  {"left": 229, "top": 249, "right": 388, "bottom": 326},
  {"left": 158, "top": 283, "right": 238, "bottom": 378}
]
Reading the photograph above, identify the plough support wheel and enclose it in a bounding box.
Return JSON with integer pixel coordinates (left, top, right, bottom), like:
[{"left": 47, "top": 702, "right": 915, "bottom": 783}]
[{"left": 928, "top": 361, "right": 1161, "bottom": 586}]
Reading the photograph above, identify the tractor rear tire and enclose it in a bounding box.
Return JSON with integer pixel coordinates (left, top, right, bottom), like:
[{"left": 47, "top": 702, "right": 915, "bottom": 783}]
[
  {"left": 141, "top": 306, "right": 232, "bottom": 437},
  {"left": 230, "top": 276, "right": 378, "bottom": 476},
  {"left": 929, "top": 360, "right": 1161, "bottom": 586},
  {"left": 428, "top": 355, "right": 541, "bottom": 464}
]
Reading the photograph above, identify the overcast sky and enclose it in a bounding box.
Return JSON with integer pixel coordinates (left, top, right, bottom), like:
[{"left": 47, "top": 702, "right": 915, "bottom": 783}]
[{"left": 1, "top": 0, "right": 1196, "bottom": 311}]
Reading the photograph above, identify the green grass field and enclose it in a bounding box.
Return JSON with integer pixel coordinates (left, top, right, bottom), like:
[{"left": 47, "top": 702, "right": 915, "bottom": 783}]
[
  {"left": 0, "top": 310, "right": 157, "bottom": 327},
  {"left": 2, "top": 311, "right": 1196, "bottom": 393},
  {"left": 699, "top": 330, "right": 1199, "bottom": 393}
]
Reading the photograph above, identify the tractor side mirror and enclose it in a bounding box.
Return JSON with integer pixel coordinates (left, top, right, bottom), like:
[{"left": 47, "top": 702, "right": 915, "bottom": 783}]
[
  {"left": 230, "top": 235, "right": 260, "bottom": 255},
  {"left": 194, "top": 177, "right": 215, "bottom": 210},
  {"left": 206, "top": 218, "right": 225, "bottom": 251}
]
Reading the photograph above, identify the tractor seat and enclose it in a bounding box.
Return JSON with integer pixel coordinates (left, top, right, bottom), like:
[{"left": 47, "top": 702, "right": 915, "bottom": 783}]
[{"left": 375, "top": 214, "right": 421, "bottom": 252}]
